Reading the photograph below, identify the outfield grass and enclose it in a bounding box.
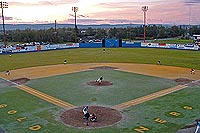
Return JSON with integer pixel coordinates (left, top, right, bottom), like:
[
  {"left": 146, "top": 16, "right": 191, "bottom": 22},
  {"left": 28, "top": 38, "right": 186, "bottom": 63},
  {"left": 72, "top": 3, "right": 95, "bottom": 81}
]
[{"left": 0, "top": 48, "right": 200, "bottom": 72}]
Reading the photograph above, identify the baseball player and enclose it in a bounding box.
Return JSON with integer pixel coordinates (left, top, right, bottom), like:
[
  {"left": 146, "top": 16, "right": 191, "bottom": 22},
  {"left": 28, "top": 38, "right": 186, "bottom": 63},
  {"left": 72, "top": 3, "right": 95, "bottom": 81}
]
[
  {"left": 96, "top": 76, "right": 103, "bottom": 84},
  {"left": 83, "top": 106, "right": 88, "bottom": 115},
  {"left": 90, "top": 113, "right": 97, "bottom": 122},
  {"left": 82, "top": 106, "right": 90, "bottom": 126},
  {"left": 191, "top": 68, "right": 195, "bottom": 74},
  {"left": 157, "top": 60, "right": 161, "bottom": 65},
  {"left": 64, "top": 59, "right": 67, "bottom": 64},
  {"left": 195, "top": 121, "right": 200, "bottom": 133},
  {"left": 5, "top": 70, "right": 10, "bottom": 76}
]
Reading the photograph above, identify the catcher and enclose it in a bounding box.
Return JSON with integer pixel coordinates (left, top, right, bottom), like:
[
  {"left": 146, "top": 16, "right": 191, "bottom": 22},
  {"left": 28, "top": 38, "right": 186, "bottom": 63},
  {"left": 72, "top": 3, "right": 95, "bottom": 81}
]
[{"left": 90, "top": 113, "right": 97, "bottom": 122}]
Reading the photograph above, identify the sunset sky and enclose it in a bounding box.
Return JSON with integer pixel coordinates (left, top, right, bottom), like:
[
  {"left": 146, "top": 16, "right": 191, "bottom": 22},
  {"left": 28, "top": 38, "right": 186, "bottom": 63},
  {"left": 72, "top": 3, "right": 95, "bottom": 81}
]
[{"left": 2, "top": 0, "right": 200, "bottom": 25}]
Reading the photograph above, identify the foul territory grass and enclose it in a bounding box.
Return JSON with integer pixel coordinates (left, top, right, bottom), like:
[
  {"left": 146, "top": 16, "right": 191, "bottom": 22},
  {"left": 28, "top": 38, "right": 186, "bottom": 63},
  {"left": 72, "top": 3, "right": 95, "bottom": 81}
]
[
  {"left": 0, "top": 48, "right": 200, "bottom": 72},
  {"left": 120, "top": 86, "right": 200, "bottom": 133}
]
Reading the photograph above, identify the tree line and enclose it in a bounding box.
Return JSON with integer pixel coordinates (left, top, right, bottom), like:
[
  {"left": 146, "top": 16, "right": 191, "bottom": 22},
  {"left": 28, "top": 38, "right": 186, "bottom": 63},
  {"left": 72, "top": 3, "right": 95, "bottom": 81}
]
[{"left": 1, "top": 25, "right": 200, "bottom": 44}]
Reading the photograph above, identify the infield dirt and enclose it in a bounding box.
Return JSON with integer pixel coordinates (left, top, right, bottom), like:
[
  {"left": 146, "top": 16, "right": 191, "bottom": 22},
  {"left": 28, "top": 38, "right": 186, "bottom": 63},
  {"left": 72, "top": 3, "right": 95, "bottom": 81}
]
[{"left": 0, "top": 63, "right": 199, "bottom": 80}]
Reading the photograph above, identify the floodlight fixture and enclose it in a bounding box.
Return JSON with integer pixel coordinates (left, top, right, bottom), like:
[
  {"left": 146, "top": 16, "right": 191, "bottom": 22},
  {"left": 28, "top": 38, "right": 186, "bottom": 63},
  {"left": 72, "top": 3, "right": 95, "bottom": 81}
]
[{"left": 0, "top": 1, "right": 8, "bottom": 47}]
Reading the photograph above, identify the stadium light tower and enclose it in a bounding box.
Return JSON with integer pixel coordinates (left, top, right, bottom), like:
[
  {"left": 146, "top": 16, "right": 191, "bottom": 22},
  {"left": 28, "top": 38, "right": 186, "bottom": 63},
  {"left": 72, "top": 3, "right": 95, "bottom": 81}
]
[
  {"left": 72, "top": 7, "right": 78, "bottom": 43},
  {"left": 0, "top": 1, "right": 8, "bottom": 47},
  {"left": 142, "top": 6, "right": 148, "bottom": 43}
]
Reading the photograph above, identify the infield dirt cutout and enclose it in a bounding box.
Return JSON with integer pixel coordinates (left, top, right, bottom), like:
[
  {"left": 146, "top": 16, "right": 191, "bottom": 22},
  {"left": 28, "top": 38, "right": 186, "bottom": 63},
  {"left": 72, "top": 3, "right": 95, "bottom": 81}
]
[
  {"left": 1, "top": 63, "right": 199, "bottom": 80},
  {"left": 87, "top": 81, "right": 113, "bottom": 86},
  {"left": 60, "top": 106, "right": 122, "bottom": 128}
]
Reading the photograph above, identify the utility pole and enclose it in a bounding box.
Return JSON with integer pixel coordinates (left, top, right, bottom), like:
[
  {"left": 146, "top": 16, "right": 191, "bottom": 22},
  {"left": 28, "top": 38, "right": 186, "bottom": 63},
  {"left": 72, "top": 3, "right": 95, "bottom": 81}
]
[
  {"left": 72, "top": 7, "right": 78, "bottom": 43},
  {"left": 0, "top": 1, "right": 8, "bottom": 47},
  {"left": 142, "top": 6, "right": 148, "bottom": 43}
]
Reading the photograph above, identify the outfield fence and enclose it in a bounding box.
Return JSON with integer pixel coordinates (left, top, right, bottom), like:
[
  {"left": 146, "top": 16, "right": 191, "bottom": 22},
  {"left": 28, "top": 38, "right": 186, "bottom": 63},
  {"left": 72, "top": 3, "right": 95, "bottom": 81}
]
[{"left": 0, "top": 39, "right": 199, "bottom": 54}]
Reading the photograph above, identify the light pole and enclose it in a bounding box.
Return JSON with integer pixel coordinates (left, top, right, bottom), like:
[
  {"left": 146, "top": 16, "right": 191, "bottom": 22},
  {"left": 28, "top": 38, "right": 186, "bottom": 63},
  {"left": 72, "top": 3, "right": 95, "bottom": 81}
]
[
  {"left": 0, "top": 1, "right": 8, "bottom": 47},
  {"left": 72, "top": 7, "right": 78, "bottom": 43},
  {"left": 54, "top": 20, "right": 57, "bottom": 43},
  {"left": 142, "top": 6, "right": 148, "bottom": 43},
  {"left": 187, "top": 4, "right": 191, "bottom": 37}
]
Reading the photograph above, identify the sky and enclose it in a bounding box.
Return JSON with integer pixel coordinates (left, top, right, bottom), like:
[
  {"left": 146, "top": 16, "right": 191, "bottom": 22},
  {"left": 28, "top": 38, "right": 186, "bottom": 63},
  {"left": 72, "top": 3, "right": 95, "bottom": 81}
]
[{"left": 1, "top": 0, "right": 200, "bottom": 25}]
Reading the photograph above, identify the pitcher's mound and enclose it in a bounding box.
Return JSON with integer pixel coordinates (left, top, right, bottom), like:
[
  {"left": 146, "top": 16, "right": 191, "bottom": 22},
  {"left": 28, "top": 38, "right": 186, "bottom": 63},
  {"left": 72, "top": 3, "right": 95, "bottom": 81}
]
[
  {"left": 60, "top": 106, "right": 122, "bottom": 128},
  {"left": 87, "top": 81, "right": 113, "bottom": 86}
]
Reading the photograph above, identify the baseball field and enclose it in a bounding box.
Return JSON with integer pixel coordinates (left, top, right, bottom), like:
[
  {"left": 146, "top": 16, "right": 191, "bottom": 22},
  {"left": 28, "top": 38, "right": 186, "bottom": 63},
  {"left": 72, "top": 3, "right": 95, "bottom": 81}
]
[{"left": 0, "top": 48, "right": 200, "bottom": 133}]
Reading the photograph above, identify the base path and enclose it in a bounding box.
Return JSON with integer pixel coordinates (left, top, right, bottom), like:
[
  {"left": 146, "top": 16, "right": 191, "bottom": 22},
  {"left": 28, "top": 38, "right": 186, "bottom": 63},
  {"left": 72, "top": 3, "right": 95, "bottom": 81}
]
[
  {"left": 113, "top": 84, "right": 187, "bottom": 110},
  {"left": 17, "top": 84, "right": 75, "bottom": 109},
  {"left": 1, "top": 78, "right": 75, "bottom": 109}
]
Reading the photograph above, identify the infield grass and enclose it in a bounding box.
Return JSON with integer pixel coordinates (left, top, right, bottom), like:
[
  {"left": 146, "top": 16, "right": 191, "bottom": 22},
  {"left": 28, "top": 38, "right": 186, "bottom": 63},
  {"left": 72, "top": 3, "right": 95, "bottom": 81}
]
[{"left": 25, "top": 69, "right": 178, "bottom": 106}]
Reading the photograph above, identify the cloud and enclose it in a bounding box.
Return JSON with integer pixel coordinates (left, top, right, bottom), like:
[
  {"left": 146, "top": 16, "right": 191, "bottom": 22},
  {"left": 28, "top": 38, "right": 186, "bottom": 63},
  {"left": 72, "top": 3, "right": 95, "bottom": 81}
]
[
  {"left": 34, "top": 20, "right": 50, "bottom": 23},
  {"left": 65, "top": 18, "right": 143, "bottom": 25},
  {"left": 185, "top": 0, "right": 200, "bottom": 4},
  {"left": 38, "top": 0, "right": 79, "bottom": 6},
  {"left": 69, "top": 14, "right": 74, "bottom": 17},
  {"left": 184, "top": 0, "right": 200, "bottom": 5},
  {"left": 78, "top": 15, "right": 89, "bottom": 18},
  {"left": 0, "top": 16, "right": 13, "bottom": 20},
  {"left": 98, "top": 2, "right": 139, "bottom": 9},
  {"left": 6, "top": 0, "right": 200, "bottom": 25},
  {"left": 9, "top": 0, "right": 79, "bottom": 7},
  {"left": 86, "top": 0, "right": 173, "bottom": 24},
  {"left": 69, "top": 14, "right": 89, "bottom": 18}
]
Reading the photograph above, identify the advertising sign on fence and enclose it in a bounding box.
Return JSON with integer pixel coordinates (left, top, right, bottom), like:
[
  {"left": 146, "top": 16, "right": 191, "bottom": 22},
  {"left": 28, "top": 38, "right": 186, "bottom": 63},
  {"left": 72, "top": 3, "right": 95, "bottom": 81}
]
[{"left": 0, "top": 43, "right": 79, "bottom": 54}]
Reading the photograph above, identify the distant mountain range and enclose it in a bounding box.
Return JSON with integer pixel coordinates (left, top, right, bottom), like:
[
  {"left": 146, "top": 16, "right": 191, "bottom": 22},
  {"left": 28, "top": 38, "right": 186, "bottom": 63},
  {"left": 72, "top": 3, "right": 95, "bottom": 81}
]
[{"left": 0, "top": 23, "right": 173, "bottom": 30}]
